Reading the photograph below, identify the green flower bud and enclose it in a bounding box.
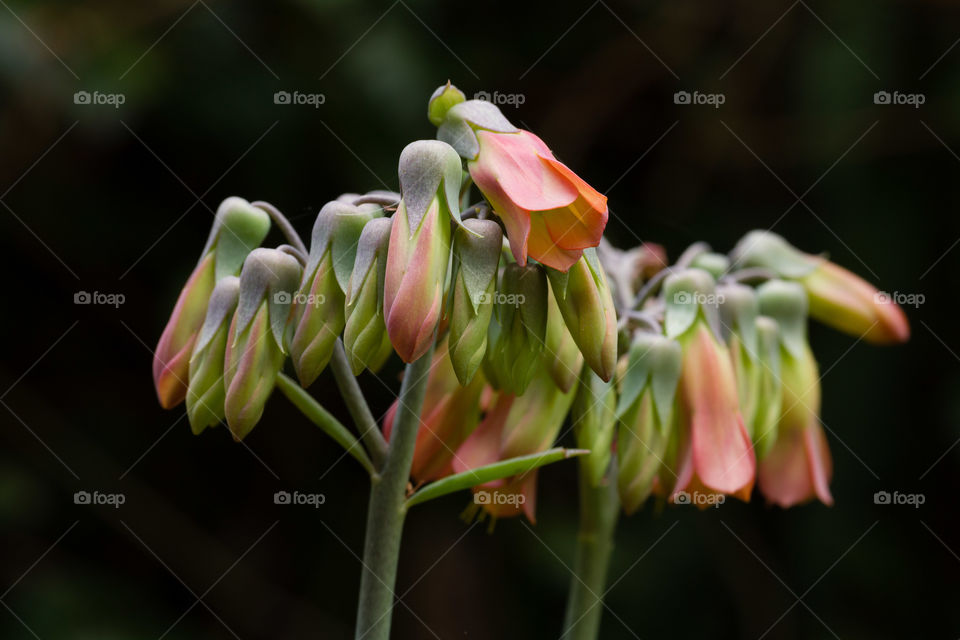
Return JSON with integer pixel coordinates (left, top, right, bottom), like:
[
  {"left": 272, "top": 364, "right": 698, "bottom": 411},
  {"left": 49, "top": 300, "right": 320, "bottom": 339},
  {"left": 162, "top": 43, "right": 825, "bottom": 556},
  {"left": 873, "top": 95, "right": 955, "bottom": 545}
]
[
  {"left": 289, "top": 201, "right": 378, "bottom": 386},
  {"left": 662, "top": 268, "right": 720, "bottom": 340},
  {"left": 615, "top": 332, "right": 682, "bottom": 514},
  {"left": 572, "top": 370, "right": 616, "bottom": 488},
  {"left": 448, "top": 219, "right": 502, "bottom": 385},
  {"left": 756, "top": 280, "right": 808, "bottom": 359},
  {"left": 343, "top": 217, "right": 393, "bottom": 374},
  {"left": 484, "top": 263, "right": 548, "bottom": 394},
  {"left": 546, "top": 248, "right": 618, "bottom": 382},
  {"left": 690, "top": 252, "right": 731, "bottom": 279},
  {"left": 224, "top": 248, "right": 302, "bottom": 440},
  {"left": 752, "top": 315, "right": 783, "bottom": 459},
  {"left": 427, "top": 81, "right": 466, "bottom": 127},
  {"left": 185, "top": 276, "right": 239, "bottom": 434},
  {"left": 544, "top": 280, "right": 584, "bottom": 393},
  {"left": 717, "top": 282, "right": 761, "bottom": 430}
]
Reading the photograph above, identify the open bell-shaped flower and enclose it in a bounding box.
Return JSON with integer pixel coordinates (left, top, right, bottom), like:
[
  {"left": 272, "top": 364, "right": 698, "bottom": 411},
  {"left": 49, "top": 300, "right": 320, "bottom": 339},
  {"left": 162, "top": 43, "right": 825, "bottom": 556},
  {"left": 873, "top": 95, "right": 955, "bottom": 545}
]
[
  {"left": 153, "top": 197, "right": 270, "bottom": 409},
  {"left": 665, "top": 269, "right": 756, "bottom": 502},
  {"left": 185, "top": 276, "right": 239, "bottom": 434},
  {"left": 546, "top": 248, "right": 618, "bottom": 382},
  {"left": 224, "top": 248, "right": 302, "bottom": 440},
  {"left": 343, "top": 217, "right": 394, "bottom": 375},
  {"left": 614, "top": 332, "right": 682, "bottom": 514},
  {"left": 288, "top": 201, "right": 380, "bottom": 386},
  {"left": 731, "top": 230, "right": 909, "bottom": 344},
  {"left": 432, "top": 86, "right": 608, "bottom": 272},
  {"left": 755, "top": 280, "right": 833, "bottom": 507},
  {"left": 448, "top": 219, "right": 502, "bottom": 385},
  {"left": 383, "top": 140, "right": 462, "bottom": 362},
  {"left": 483, "top": 263, "right": 549, "bottom": 394}
]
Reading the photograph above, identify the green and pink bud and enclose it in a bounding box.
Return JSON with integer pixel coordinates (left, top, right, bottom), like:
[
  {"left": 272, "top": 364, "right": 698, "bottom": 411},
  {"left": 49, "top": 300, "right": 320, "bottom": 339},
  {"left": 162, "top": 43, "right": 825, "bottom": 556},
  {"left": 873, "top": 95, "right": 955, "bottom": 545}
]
[
  {"left": 343, "top": 217, "right": 394, "bottom": 375},
  {"left": 544, "top": 280, "right": 584, "bottom": 393},
  {"left": 448, "top": 219, "right": 502, "bottom": 385},
  {"left": 614, "top": 333, "right": 682, "bottom": 514},
  {"left": 546, "top": 249, "right": 618, "bottom": 382},
  {"left": 755, "top": 280, "right": 833, "bottom": 507},
  {"left": 288, "top": 201, "right": 378, "bottom": 386},
  {"left": 665, "top": 269, "right": 756, "bottom": 502},
  {"left": 752, "top": 316, "right": 784, "bottom": 460},
  {"left": 483, "top": 263, "right": 549, "bottom": 394},
  {"left": 717, "top": 282, "right": 761, "bottom": 432},
  {"left": 432, "top": 87, "right": 608, "bottom": 272},
  {"left": 224, "top": 248, "right": 302, "bottom": 440},
  {"left": 153, "top": 197, "right": 270, "bottom": 408},
  {"left": 731, "top": 230, "right": 909, "bottom": 344},
  {"left": 383, "top": 140, "right": 462, "bottom": 362},
  {"left": 185, "top": 276, "right": 239, "bottom": 434}
]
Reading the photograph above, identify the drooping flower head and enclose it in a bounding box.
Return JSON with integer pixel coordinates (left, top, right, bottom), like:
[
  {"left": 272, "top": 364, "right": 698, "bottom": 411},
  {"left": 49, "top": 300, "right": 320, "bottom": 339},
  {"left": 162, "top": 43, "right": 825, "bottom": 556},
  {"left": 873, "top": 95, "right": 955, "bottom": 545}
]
[
  {"left": 153, "top": 197, "right": 270, "bottom": 408},
  {"left": 665, "top": 269, "right": 756, "bottom": 502},
  {"left": 384, "top": 140, "right": 462, "bottom": 362},
  {"left": 731, "top": 230, "right": 909, "bottom": 344},
  {"left": 755, "top": 280, "right": 833, "bottom": 507},
  {"left": 430, "top": 85, "right": 608, "bottom": 272}
]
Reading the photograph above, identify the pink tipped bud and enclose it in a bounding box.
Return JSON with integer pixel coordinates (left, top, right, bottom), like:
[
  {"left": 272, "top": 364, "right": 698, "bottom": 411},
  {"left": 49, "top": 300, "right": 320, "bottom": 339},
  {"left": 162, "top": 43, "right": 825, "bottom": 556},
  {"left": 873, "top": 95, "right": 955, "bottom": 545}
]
[
  {"left": 732, "top": 230, "right": 909, "bottom": 344},
  {"left": 383, "top": 140, "right": 461, "bottom": 362},
  {"left": 223, "top": 248, "right": 302, "bottom": 440},
  {"left": 344, "top": 217, "right": 394, "bottom": 375}
]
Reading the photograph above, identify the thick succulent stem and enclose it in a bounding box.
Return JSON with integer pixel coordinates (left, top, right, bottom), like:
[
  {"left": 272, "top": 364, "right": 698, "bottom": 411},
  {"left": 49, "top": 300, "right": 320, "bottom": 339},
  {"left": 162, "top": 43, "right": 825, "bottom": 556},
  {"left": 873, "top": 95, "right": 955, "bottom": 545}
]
[
  {"left": 562, "top": 460, "right": 620, "bottom": 640},
  {"left": 354, "top": 343, "right": 435, "bottom": 640}
]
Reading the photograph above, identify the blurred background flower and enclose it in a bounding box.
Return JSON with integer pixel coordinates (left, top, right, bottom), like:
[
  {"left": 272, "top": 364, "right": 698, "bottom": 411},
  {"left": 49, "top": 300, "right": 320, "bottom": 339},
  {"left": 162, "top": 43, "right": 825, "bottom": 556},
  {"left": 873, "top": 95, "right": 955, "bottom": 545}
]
[{"left": 0, "top": 1, "right": 955, "bottom": 638}]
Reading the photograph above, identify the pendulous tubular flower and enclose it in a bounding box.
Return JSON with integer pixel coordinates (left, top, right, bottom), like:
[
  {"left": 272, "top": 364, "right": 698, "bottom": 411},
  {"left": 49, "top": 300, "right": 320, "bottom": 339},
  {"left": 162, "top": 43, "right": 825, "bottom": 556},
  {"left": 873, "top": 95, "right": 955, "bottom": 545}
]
[
  {"left": 153, "top": 197, "right": 270, "bottom": 409},
  {"left": 343, "top": 217, "right": 394, "bottom": 375},
  {"left": 614, "top": 332, "right": 683, "bottom": 514},
  {"left": 448, "top": 219, "right": 503, "bottom": 385},
  {"left": 717, "top": 282, "right": 761, "bottom": 436},
  {"left": 185, "top": 276, "right": 239, "bottom": 434},
  {"left": 756, "top": 280, "right": 833, "bottom": 507},
  {"left": 383, "top": 140, "right": 462, "bottom": 362},
  {"left": 546, "top": 249, "right": 618, "bottom": 382},
  {"left": 224, "top": 248, "right": 302, "bottom": 440},
  {"left": 288, "top": 200, "right": 380, "bottom": 387},
  {"left": 483, "top": 263, "right": 549, "bottom": 395},
  {"left": 731, "top": 230, "right": 909, "bottom": 344},
  {"left": 543, "top": 280, "right": 584, "bottom": 393},
  {"left": 572, "top": 369, "right": 616, "bottom": 489},
  {"left": 665, "top": 269, "right": 756, "bottom": 502},
  {"left": 432, "top": 85, "right": 608, "bottom": 272},
  {"left": 752, "top": 315, "right": 784, "bottom": 460}
]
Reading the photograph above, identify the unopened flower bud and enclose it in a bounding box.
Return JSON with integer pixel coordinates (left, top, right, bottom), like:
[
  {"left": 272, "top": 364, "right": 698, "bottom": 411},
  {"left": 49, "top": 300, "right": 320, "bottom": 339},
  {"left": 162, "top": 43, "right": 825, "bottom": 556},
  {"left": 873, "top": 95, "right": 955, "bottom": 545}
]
[
  {"left": 484, "top": 263, "right": 548, "bottom": 394},
  {"left": 288, "top": 201, "right": 377, "bottom": 386},
  {"left": 615, "top": 333, "right": 682, "bottom": 513},
  {"left": 717, "top": 283, "right": 761, "bottom": 431},
  {"left": 185, "top": 276, "right": 239, "bottom": 434},
  {"left": 343, "top": 217, "right": 394, "bottom": 374},
  {"left": 224, "top": 248, "right": 302, "bottom": 440},
  {"left": 691, "top": 252, "right": 731, "bottom": 279},
  {"left": 384, "top": 140, "right": 462, "bottom": 362},
  {"left": 448, "top": 219, "right": 502, "bottom": 385},
  {"left": 546, "top": 249, "right": 618, "bottom": 382},
  {"left": 732, "top": 230, "right": 908, "bottom": 343},
  {"left": 427, "top": 81, "right": 466, "bottom": 127},
  {"left": 751, "top": 316, "right": 783, "bottom": 459},
  {"left": 543, "top": 281, "right": 584, "bottom": 393},
  {"left": 153, "top": 197, "right": 270, "bottom": 409}
]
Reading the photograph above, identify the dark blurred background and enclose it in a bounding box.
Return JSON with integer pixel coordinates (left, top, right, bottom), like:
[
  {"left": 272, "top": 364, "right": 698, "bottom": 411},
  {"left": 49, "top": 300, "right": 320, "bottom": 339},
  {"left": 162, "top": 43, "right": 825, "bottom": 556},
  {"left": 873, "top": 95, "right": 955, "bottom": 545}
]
[{"left": 1, "top": 0, "right": 957, "bottom": 638}]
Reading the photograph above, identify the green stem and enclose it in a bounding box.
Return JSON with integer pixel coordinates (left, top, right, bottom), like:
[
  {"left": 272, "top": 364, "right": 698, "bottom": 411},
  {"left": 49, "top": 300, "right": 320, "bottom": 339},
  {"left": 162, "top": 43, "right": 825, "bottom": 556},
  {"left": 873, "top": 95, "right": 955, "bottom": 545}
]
[
  {"left": 276, "top": 373, "right": 376, "bottom": 476},
  {"left": 330, "top": 339, "right": 388, "bottom": 470},
  {"left": 354, "top": 344, "right": 435, "bottom": 640},
  {"left": 562, "top": 461, "right": 620, "bottom": 640}
]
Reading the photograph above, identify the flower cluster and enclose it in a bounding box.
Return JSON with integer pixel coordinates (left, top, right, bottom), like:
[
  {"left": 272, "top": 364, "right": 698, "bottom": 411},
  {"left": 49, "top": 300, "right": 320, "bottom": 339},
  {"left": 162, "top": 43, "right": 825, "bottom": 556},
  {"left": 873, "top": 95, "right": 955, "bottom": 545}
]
[{"left": 152, "top": 84, "right": 908, "bottom": 523}]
